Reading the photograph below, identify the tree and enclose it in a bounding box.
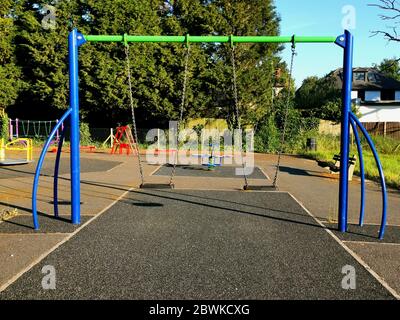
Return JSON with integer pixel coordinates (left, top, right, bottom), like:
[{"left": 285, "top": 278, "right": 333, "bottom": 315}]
[
  {"left": 0, "top": 0, "right": 23, "bottom": 111},
  {"left": 161, "top": 0, "right": 283, "bottom": 129},
  {"left": 10, "top": 0, "right": 285, "bottom": 130},
  {"left": 295, "top": 75, "right": 342, "bottom": 122},
  {"left": 369, "top": 0, "right": 400, "bottom": 42},
  {"left": 375, "top": 58, "right": 400, "bottom": 80}
]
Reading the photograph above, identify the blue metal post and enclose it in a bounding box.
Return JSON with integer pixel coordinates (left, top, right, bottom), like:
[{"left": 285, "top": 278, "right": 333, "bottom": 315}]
[
  {"left": 69, "top": 29, "right": 81, "bottom": 225},
  {"left": 338, "top": 30, "right": 353, "bottom": 233}
]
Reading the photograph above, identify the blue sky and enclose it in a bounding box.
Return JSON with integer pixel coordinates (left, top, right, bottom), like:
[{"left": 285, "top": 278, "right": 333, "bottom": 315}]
[{"left": 275, "top": 0, "right": 399, "bottom": 87}]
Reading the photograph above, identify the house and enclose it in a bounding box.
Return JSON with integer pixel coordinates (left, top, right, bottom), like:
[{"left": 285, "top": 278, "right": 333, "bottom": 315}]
[{"left": 329, "top": 67, "right": 400, "bottom": 138}]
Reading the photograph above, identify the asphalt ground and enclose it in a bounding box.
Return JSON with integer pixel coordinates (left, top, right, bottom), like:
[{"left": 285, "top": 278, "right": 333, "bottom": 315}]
[
  {"left": 153, "top": 164, "right": 268, "bottom": 179},
  {"left": 0, "top": 190, "right": 394, "bottom": 299},
  {"left": 0, "top": 215, "right": 92, "bottom": 234},
  {"left": 0, "top": 158, "right": 122, "bottom": 180}
]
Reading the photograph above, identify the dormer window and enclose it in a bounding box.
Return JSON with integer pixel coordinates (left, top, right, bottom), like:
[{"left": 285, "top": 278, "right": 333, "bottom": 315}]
[
  {"left": 367, "top": 72, "right": 381, "bottom": 83},
  {"left": 353, "top": 72, "right": 365, "bottom": 81},
  {"left": 354, "top": 72, "right": 366, "bottom": 81}
]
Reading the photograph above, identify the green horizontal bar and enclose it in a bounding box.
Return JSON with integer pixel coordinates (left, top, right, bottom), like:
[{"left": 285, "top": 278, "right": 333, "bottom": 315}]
[{"left": 84, "top": 35, "right": 337, "bottom": 44}]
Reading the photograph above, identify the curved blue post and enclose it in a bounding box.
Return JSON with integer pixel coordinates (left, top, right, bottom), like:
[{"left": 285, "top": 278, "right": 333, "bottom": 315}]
[
  {"left": 349, "top": 118, "right": 366, "bottom": 226},
  {"left": 53, "top": 126, "right": 66, "bottom": 218},
  {"left": 32, "top": 109, "right": 72, "bottom": 230},
  {"left": 350, "top": 113, "right": 387, "bottom": 239}
]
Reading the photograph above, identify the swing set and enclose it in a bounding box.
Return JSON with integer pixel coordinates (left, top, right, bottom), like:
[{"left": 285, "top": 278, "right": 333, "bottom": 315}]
[{"left": 31, "top": 29, "right": 388, "bottom": 240}]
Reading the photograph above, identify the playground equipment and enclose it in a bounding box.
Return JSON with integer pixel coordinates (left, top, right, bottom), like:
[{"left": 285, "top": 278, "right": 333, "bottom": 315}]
[
  {"left": 31, "top": 29, "right": 388, "bottom": 240},
  {"left": 192, "top": 143, "right": 232, "bottom": 170},
  {"left": 0, "top": 138, "right": 33, "bottom": 166},
  {"left": 110, "top": 125, "right": 138, "bottom": 155},
  {"left": 9, "top": 118, "right": 62, "bottom": 141},
  {"left": 102, "top": 128, "right": 115, "bottom": 149}
]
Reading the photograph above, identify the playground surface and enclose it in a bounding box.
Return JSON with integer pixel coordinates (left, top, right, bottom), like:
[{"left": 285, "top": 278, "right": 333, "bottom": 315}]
[{"left": 0, "top": 150, "right": 399, "bottom": 299}]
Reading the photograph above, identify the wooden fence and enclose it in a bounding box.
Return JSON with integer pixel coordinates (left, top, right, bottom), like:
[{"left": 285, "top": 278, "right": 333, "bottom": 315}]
[
  {"left": 361, "top": 122, "right": 400, "bottom": 140},
  {"left": 319, "top": 120, "right": 400, "bottom": 140}
]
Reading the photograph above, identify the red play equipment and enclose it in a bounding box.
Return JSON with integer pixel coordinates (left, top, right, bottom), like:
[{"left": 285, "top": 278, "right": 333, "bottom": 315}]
[{"left": 110, "top": 125, "right": 138, "bottom": 155}]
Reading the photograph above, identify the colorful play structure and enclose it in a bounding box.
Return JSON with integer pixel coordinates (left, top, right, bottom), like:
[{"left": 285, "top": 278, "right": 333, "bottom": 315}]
[
  {"left": 0, "top": 138, "right": 33, "bottom": 166},
  {"left": 9, "top": 118, "right": 62, "bottom": 141},
  {"left": 110, "top": 125, "right": 138, "bottom": 155},
  {"left": 31, "top": 29, "right": 388, "bottom": 240},
  {"left": 192, "top": 143, "right": 232, "bottom": 170}
]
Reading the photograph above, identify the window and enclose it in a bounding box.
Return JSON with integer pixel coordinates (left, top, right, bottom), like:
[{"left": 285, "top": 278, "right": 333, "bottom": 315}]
[
  {"left": 367, "top": 72, "right": 382, "bottom": 83},
  {"left": 354, "top": 72, "right": 366, "bottom": 81},
  {"left": 365, "top": 91, "right": 381, "bottom": 102}
]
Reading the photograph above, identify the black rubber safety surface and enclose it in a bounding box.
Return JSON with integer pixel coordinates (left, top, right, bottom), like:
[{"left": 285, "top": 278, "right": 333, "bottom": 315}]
[
  {"left": 153, "top": 164, "right": 268, "bottom": 179},
  {"left": 0, "top": 215, "right": 92, "bottom": 234},
  {"left": 0, "top": 190, "right": 394, "bottom": 299},
  {"left": 327, "top": 223, "right": 400, "bottom": 244},
  {"left": 0, "top": 158, "right": 122, "bottom": 180}
]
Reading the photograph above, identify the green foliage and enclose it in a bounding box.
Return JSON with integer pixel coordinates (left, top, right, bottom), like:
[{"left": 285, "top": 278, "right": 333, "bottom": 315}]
[
  {"left": 375, "top": 58, "right": 400, "bottom": 81},
  {"left": 0, "top": 111, "right": 9, "bottom": 140},
  {"left": 0, "top": 0, "right": 23, "bottom": 110},
  {"left": 80, "top": 122, "right": 92, "bottom": 146},
  {"left": 4, "top": 0, "right": 284, "bottom": 129},
  {"left": 295, "top": 75, "right": 343, "bottom": 122},
  {"left": 301, "top": 133, "right": 400, "bottom": 189},
  {"left": 254, "top": 114, "right": 279, "bottom": 153},
  {"left": 255, "top": 92, "right": 319, "bottom": 154}
]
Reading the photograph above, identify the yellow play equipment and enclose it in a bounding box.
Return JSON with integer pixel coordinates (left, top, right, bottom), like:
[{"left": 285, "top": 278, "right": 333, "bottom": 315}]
[{"left": 0, "top": 138, "right": 33, "bottom": 166}]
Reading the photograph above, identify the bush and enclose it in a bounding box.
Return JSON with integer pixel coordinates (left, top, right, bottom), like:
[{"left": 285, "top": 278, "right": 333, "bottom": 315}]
[
  {"left": 255, "top": 97, "right": 319, "bottom": 154},
  {"left": 80, "top": 122, "right": 92, "bottom": 146},
  {"left": 254, "top": 114, "right": 280, "bottom": 153},
  {"left": 0, "top": 112, "right": 9, "bottom": 141}
]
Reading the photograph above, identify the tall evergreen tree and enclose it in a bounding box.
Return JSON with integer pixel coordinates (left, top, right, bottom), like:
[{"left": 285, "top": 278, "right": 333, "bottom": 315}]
[
  {"left": 0, "top": 0, "right": 23, "bottom": 112},
  {"left": 10, "top": 0, "right": 285, "bottom": 129}
]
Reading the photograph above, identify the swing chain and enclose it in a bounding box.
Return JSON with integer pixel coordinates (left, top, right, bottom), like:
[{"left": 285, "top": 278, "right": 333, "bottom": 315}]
[
  {"left": 272, "top": 42, "right": 297, "bottom": 189},
  {"left": 124, "top": 44, "right": 145, "bottom": 187},
  {"left": 230, "top": 45, "right": 249, "bottom": 189},
  {"left": 169, "top": 44, "right": 191, "bottom": 186}
]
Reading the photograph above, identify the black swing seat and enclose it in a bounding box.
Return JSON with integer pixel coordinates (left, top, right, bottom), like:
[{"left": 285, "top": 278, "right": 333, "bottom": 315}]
[
  {"left": 243, "top": 185, "right": 278, "bottom": 191},
  {"left": 140, "top": 183, "right": 175, "bottom": 189}
]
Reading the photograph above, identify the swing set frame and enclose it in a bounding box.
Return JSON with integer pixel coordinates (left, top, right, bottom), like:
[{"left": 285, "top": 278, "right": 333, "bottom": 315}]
[{"left": 32, "top": 29, "right": 388, "bottom": 240}]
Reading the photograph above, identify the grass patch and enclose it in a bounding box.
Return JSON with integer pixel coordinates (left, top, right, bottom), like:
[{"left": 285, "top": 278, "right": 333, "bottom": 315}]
[{"left": 300, "top": 134, "right": 400, "bottom": 189}]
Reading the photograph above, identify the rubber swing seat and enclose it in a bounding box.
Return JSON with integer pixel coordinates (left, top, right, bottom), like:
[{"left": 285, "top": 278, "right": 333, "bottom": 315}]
[
  {"left": 140, "top": 183, "right": 175, "bottom": 189},
  {"left": 243, "top": 185, "right": 277, "bottom": 191}
]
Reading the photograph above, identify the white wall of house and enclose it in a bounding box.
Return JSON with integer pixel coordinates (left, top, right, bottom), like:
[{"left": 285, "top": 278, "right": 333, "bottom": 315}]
[
  {"left": 351, "top": 91, "right": 358, "bottom": 99},
  {"left": 395, "top": 91, "right": 400, "bottom": 101},
  {"left": 365, "top": 91, "right": 381, "bottom": 102},
  {"left": 358, "top": 105, "right": 400, "bottom": 122}
]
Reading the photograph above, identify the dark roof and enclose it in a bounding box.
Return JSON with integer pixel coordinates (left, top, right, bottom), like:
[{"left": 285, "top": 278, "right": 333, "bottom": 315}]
[{"left": 330, "top": 67, "right": 400, "bottom": 91}]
